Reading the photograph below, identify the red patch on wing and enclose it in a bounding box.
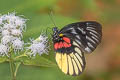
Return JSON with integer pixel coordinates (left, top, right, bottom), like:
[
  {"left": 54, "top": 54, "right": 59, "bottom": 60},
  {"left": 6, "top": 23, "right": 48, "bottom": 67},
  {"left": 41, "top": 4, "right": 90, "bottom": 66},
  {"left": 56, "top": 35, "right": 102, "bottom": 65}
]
[
  {"left": 63, "top": 42, "right": 68, "bottom": 48},
  {"left": 54, "top": 41, "right": 72, "bottom": 50},
  {"left": 54, "top": 43, "right": 59, "bottom": 49},
  {"left": 63, "top": 37, "right": 71, "bottom": 43},
  {"left": 58, "top": 42, "right": 62, "bottom": 48},
  {"left": 68, "top": 44, "right": 71, "bottom": 47},
  {"left": 63, "top": 42, "right": 71, "bottom": 48}
]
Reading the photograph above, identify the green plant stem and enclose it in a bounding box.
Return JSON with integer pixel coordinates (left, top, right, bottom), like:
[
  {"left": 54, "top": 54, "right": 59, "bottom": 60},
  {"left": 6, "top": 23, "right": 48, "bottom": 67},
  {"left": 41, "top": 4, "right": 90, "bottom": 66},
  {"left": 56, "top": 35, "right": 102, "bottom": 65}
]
[
  {"left": 9, "top": 58, "right": 16, "bottom": 80},
  {"left": 14, "top": 62, "right": 21, "bottom": 77},
  {"left": 14, "top": 53, "right": 27, "bottom": 60}
]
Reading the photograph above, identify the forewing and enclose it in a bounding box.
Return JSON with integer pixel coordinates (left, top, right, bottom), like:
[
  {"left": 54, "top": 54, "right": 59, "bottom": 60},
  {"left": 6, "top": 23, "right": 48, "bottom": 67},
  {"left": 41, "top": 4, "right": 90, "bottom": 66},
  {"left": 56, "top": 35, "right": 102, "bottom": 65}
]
[{"left": 59, "top": 21, "right": 102, "bottom": 53}]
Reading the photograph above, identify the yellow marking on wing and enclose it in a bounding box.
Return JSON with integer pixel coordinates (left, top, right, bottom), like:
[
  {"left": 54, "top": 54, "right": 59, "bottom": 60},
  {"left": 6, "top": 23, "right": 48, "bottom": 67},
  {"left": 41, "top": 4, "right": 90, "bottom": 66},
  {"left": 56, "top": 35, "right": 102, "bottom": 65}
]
[
  {"left": 73, "top": 41, "right": 79, "bottom": 47},
  {"left": 56, "top": 53, "right": 62, "bottom": 69},
  {"left": 75, "top": 47, "right": 82, "bottom": 57},
  {"left": 70, "top": 53, "right": 74, "bottom": 58},
  {"left": 59, "top": 34, "right": 64, "bottom": 37},
  {"left": 68, "top": 54, "right": 73, "bottom": 75},
  {"left": 61, "top": 53, "right": 68, "bottom": 74},
  {"left": 72, "top": 58, "right": 79, "bottom": 75},
  {"left": 75, "top": 53, "right": 83, "bottom": 66},
  {"left": 73, "top": 53, "right": 83, "bottom": 72}
]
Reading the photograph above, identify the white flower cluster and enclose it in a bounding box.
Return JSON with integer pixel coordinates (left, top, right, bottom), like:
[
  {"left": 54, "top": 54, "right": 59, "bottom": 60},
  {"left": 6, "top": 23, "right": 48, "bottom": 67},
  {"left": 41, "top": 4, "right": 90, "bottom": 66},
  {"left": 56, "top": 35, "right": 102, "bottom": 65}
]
[
  {"left": 0, "top": 13, "right": 26, "bottom": 56},
  {"left": 27, "top": 34, "right": 49, "bottom": 56}
]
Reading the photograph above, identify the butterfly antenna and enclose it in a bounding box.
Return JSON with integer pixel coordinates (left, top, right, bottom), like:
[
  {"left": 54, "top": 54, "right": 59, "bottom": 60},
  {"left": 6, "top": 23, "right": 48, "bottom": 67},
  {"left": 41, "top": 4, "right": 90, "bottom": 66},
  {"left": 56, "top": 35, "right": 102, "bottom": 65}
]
[
  {"left": 45, "top": 26, "right": 52, "bottom": 35},
  {"left": 48, "top": 9, "right": 57, "bottom": 27}
]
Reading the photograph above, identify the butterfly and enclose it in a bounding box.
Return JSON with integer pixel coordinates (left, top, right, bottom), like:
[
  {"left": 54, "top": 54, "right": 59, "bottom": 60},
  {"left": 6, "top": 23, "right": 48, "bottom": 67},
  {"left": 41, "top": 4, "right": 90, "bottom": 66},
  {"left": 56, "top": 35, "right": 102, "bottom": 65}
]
[{"left": 52, "top": 21, "right": 102, "bottom": 76}]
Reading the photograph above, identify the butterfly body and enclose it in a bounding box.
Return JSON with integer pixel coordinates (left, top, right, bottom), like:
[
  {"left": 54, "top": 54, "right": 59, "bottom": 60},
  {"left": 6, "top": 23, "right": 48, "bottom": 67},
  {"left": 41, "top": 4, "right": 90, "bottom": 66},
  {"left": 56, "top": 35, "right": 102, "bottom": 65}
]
[{"left": 52, "top": 21, "right": 102, "bottom": 76}]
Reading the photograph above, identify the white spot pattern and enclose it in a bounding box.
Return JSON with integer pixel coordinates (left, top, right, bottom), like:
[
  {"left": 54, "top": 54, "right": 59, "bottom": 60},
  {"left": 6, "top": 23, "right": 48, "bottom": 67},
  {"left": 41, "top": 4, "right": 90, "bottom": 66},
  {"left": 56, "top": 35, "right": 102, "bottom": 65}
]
[{"left": 86, "top": 36, "right": 96, "bottom": 44}]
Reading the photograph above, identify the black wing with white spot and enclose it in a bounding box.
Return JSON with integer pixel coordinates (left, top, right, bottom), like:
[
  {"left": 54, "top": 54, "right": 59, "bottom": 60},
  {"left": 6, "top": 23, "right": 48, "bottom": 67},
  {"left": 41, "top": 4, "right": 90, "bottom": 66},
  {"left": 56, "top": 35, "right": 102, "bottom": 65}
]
[{"left": 59, "top": 21, "right": 102, "bottom": 53}]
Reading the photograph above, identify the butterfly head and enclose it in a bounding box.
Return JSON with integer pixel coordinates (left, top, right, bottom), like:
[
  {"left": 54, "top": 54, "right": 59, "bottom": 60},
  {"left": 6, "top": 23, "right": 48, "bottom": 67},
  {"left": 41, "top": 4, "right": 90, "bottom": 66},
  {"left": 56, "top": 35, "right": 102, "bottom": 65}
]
[
  {"left": 52, "top": 27, "right": 63, "bottom": 42},
  {"left": 52, "top": 27, "right": 58, "bottom": 32}
]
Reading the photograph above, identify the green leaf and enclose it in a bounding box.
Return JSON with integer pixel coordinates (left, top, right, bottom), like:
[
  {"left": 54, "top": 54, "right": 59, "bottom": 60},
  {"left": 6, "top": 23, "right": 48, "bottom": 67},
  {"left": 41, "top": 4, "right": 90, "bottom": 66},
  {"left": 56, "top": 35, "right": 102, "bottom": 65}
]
[
  {"left": 23, "top": 55, "right": 56, "bottom": 67},
  {"left": 0, "top": 57, "right": 7, "bottom": 63}
]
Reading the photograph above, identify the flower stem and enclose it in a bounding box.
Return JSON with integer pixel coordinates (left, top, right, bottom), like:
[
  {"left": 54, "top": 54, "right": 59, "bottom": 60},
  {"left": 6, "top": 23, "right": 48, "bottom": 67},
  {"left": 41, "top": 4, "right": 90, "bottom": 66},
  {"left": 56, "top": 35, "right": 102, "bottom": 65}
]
[
  {"left": 9, "top": 52, "right": 16, "bottom": 80},
  {"left": 14, "top": 62, "right": 21, "bottom": 77},
  {"left": 14, "top": 53, "right": 27, "bottom": 60},
  {"left": 9, "top": 59, "right": 16, "bottom": 80}
]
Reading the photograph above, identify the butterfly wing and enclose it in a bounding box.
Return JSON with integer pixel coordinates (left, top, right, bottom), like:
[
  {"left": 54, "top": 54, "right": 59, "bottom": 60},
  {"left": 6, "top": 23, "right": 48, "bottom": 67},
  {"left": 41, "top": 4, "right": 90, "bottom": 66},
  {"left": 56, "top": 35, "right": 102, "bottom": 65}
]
[
  {"left": 54, "top": 21, "right": 102, "bottom": 76},
  {"left": 55, "top": 48, "right": 86, "bottom": 76},
  {"left": 59, "top": 21, "right": 102, "bottom": 53}
]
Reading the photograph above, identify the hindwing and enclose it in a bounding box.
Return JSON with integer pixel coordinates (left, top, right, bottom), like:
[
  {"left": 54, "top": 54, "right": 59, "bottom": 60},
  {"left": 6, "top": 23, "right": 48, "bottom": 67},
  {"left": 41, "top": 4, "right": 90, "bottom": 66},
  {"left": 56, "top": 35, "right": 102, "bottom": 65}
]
[{"left": 55, "top": 45, "right": 86, "bottom": 76}]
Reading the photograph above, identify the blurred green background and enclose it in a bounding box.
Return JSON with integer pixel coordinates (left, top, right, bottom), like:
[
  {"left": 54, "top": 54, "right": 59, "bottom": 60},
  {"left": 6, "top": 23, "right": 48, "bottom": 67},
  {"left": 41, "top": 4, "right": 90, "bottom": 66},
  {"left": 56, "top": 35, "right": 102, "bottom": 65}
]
[{"left": 0, "top": 0, "right": 120, "bottom": 80}]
